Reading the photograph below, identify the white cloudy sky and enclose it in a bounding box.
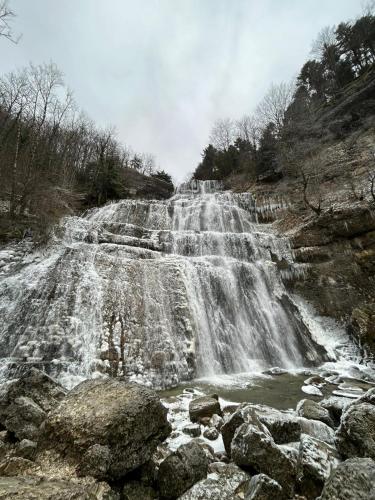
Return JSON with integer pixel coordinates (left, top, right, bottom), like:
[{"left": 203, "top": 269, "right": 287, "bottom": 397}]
[{"left": 0, "top": 0, "right": 363, "bottom": 181}]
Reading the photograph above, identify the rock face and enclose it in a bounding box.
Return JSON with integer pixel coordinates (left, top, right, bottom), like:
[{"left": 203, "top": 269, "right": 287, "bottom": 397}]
[
  {"left": 231, "top": 423, "right": 296, "bottom": 497},
  {"left": 320, "top": 458, "right": 375, "bottom": 500},
  {"left": 296, "top": 399, "right": 334, "bottom": 428},
  {"left": 179, "top": 462, "right": 250, "bottom": 500},
  {"left": 4, "top": 396, "right": 46, "bottom": 441},
  {"left": 335, "top": 402, "right": 375, "bottom": 459},
  {"left": 189, "top": 396, "right": 221, "bottom": 423},
  {"left": 296, "top": 434, "right": 339, "bottom": 499},
  {"left": 41, "top": 379, "right": 171, "bottom": 480},
  {"left": 157, "top": 440, "right": 210, "bottom": 499}
]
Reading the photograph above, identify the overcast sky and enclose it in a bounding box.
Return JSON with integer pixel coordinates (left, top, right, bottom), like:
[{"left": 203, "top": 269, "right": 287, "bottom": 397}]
[{"left": 0, "top": 0, "right": 363, "bottom": 181}]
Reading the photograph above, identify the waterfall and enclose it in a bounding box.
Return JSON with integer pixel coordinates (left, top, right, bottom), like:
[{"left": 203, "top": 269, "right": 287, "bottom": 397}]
[{"left": 0, "top": 180, "right": 332, "bottom": 388}]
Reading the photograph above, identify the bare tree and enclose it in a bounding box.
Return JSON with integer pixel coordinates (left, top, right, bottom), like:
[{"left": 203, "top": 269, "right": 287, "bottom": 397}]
[
  {"left": 255, "top": 81, "right": 295, "bottom": 135},
  {"left": 235, "top": 115, "right": 260, "bottom": 147},
  {"left": 209, "top": 118, "right": 235, "bottom": 151},
  {"left": 301, "top": 169, "right": 322, "bottom": 215},
  {"left": 311, "top": 26, "right": 337, "bottom": 60},
  {"left": 0, "top": 0, "right": 19, "bottom": 43}
]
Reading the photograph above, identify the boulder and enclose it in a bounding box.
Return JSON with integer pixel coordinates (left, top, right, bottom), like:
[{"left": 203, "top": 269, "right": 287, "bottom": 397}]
[
  {"left": 182, "top": 424, "right": 201, "bottom": 437},
  {"left": 4, "top": 396, "right": 46, "bottom": 441},
  {"left": 41, "top": 379, "right": 171, "bottom": 481},
  {"left": 244, "top": 473, "right": 283, "bottom": 500},
  {"left": 0, "top": 368, "right": 66, "bottom": 424},
  {"left": 0, "top": 475, "right": 118, "bottom": 499},
  {"left": 189, "top": 396, "right": 221, "bottom": 423},
  {"left": 123, "top": 480, "right": 157, "bottom": 500},
  {"left": 296, "top": 434, "right": 340, "bottom": 499},
  {"left": 157, "top": 440, "right": 210, "bottom": 499},
  {"left": 0, "top": 457, "right": 38, "bottom": 476},
  {"left": 203, "top": 427, "right": 219, "bottom": 440},
  {"left": 296, "top": 399, "right": 334, "bottom": 428},
  {"left": 298, "top": 417, "right": 335, "bottom": 445},
  {"left": 15, "top": 439, "right": 37, "bottom": 461},
  {"left": 320, "top": 458, "right": 375, "bottom": 500},
  {"left": 179, "top": 462, "right": 251, "bottom": 500},
  {"left": 320, "top": 396, "right": 353, "bottom": 426},
  {"left": 221, "top": 404, "right": 301, "bottom": 455},
  {"left": 335, "top": 402, "right": 375, "bottom": 459},
  {"left": 209, "top": 414, "right": 224, "bottom": 430},
  {"left": 231, "top": 423, "right": 296, "bottom": 497}
]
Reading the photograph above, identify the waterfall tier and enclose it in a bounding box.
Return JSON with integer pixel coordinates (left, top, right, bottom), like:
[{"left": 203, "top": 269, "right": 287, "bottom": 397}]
[{"left": 0, "top": 180, "right": 332, "bottom": 388}]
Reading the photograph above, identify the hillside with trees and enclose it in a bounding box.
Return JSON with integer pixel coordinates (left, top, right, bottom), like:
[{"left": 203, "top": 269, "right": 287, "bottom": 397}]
[{"left": 193, "top": 9, "right": 375, "bottom": 192}]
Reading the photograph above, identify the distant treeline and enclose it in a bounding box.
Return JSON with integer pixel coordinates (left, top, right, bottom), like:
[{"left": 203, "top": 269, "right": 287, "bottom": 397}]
[
  {"left": 193, "top": 10, "right": 375, "bottom": 182},
  {"left": 0, "top": 62, "right": 172, "bottom": 240}
]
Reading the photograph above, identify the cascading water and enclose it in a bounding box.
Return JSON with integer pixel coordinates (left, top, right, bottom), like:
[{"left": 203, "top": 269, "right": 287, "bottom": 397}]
[{"left": 0, "top": 180, "right": 350, "bottom": 388}]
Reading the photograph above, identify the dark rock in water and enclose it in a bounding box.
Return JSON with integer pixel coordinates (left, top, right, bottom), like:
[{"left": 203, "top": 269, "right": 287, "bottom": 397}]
[
  {"left": 320, "top": 458, "right": 375, "bottom": 500},
  {"left": 14, "top": 439, "right": 37, "bottom": 461},
  {"left": 179, "top": 462, "right": 251, "bottom": 500},
  {"left": 203, "top": 427, "right": 219, "bottom": 441},
  {"left": 262, "top": 367, "right": 288, "bottom": 376},
  {"left": 335, "top": 402, "right": 375, "bottom": 459},
  {"left": 0, "top": 475, "right": 118, "bottom": 499},
  {"left": 41, "top": 379, "right": 171, "bottom": 481},
  {"left": 221, "top": 404, "right": 301, "bottom": 455},
  {"left": 189, "top": 396, "right": 221, "bottom": 423},
  {"left": 244, "top": 473, "right": 283, "bottom": 500},
  {"left": 296, "top": 434, "right": 339, "bottom": 499},
  {"left": 4, "top": 396, "right": 46, "bottom": 441},
  {"left": 231, "top": 423, "right": 296, "bottom": 497},
  {"left": 296, "top": 399, "right": 335, "bottom": 428},
  {"left": 123, "top": 480, "right": 157, "bottom": 500},
  {"left": 182, "top": 424, "right": 201, "bottom": 437},
  {"left": 157, "top": 440, "right": 210, "bottom": 499},
  {"left": 319, "top": 396, "right": 353, "bottom": 426}
]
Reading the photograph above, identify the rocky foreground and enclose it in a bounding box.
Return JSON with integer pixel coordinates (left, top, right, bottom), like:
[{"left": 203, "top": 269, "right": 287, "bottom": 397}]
[{"left": 0, "top": 369, "right": 374, "bottom": 499}]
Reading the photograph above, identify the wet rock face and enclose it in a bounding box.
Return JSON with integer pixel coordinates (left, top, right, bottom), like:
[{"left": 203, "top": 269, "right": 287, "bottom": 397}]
[
  {"left": 231, "top": 423, "right": 296, "bottom": 497},
  {"left": 335, "top": 402, "right": 375, "bottom": 459},
  {"left": 320, "top": 458, "right": 375, "bottom": 500},
  {"left": 157, "top": 440, "right": 211, "bottom": 499},
  {"left": 41, "top": 379, "right": 171, "bottom": 480}
]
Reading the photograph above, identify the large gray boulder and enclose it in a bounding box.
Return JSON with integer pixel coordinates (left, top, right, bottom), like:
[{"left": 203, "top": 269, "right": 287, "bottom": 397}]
[
  {"left": 179, "top": 462, "right": 250, "bottom": 500},
  {"left": 189, "top": 396, "right": 221, "bottom": 423},
  {"left": 320, "top": 458, "right": 375, "bottom": 499},
  {"left": 231, "top": 423, "right": 296, "bottom": 497},
  {"left": 335, "top": 402, "right": 375, "bottom": 459},
  {"left": 221, "top": 404, "right": 301, "bottom": 455},
  {"left": 0, "top": 476, "right": 117, "bottom": 499},
  {"left": 296, "top": 434, "right": 339, "bottom": 499},
  {"left": 157, "top": 440, "right": 210, "bottom": 499},
  {"left": 41, "top": 379, "right": 171, "bottom": 481},
  {"left": 298, "top": 417, "right": 335, "bottom": 445},
  {"left": 244, "top": 473, "right": 283, "bottom": 499},
  {"left": 296, "top": 399, "right": 334, "bottom": 428}
]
